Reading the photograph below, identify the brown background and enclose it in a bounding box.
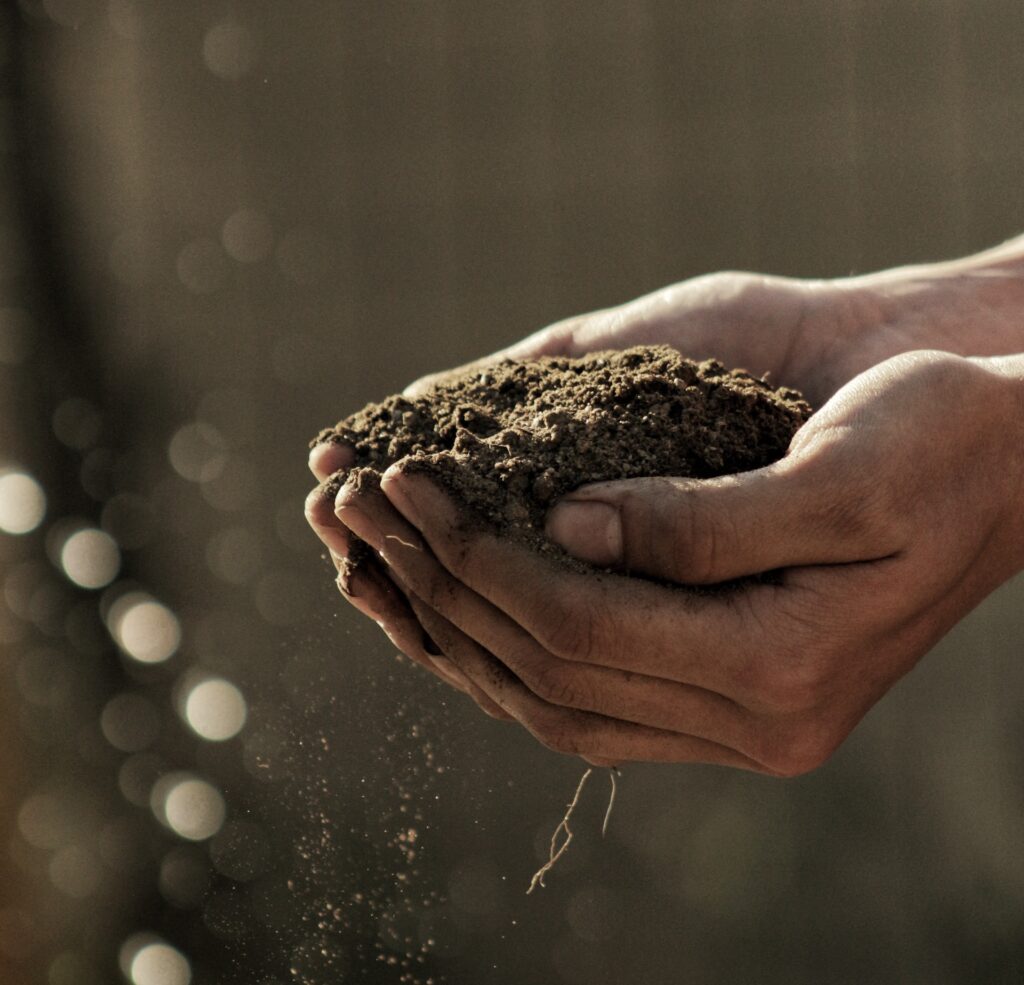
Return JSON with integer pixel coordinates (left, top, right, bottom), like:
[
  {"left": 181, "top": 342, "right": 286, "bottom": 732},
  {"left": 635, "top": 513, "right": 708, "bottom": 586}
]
[{"left": 2, "top": 1, "right": 1024, "bottom": 983}]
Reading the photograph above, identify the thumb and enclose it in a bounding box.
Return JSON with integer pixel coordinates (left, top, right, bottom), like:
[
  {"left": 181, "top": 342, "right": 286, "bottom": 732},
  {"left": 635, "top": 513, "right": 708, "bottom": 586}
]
[{"left": 544, "top": 458, "right": 896, "bottom": 584}]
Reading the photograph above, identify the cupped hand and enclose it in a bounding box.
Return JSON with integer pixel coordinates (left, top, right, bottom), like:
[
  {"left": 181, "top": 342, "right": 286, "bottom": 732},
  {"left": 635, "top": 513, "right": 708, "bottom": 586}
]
[
  {"left": 306, "top": 251, "right": 1024, "bottom": 760},
  {"left": 333, "top": 350, "right": 1024, "bottom": 772}
]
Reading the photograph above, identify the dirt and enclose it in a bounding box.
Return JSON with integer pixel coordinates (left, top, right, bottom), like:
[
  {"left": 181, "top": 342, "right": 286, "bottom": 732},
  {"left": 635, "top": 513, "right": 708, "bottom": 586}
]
[{"left": 312, "top": 345, "right": 810, "bottom": 568}]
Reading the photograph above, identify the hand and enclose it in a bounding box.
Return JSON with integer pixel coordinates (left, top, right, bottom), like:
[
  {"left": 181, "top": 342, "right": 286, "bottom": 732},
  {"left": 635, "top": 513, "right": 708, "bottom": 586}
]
[
  {"left": 306, "top": 244, "right": 1024, "bottom": 759},
  {"left": 333, "top": 350, "right": 1024, "bottom": 772},
  {"left": 306, "top": 271, "right": 876, "bottom": 693}
]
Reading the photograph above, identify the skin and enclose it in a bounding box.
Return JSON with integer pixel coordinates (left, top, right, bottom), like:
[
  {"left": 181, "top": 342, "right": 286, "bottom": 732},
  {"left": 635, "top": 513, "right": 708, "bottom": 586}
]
[{"left": 306, "top": 239, "right": 1024, "bottom": 775}]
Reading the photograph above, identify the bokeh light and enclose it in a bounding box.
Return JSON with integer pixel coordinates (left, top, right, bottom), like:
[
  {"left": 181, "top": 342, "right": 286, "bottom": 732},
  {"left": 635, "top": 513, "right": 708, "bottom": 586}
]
[
  {"left": 121, "top": 936, "right": 192, "bottom": 985},
  {"left": 0, "top": 470, "right": 46, "bottom": 534},
  {"left": 158, "top": 847, "right": 211, "bottom": 909},
  {"left": 118, "top": 753, "right": 167, "bottom": 808},
  {"left": 151, "top": 773, "right": 226, "bottom": 841},
  {"left": 168, "top": 422, "right": 227, "bottom": 483},
  {"left": 17, "top": 789, "right": 78, "bottom": 850},
  {"left": 221, "top": 208, "right": 272, "bottom": 263},
  {"left": 52, "top": 397, "right": 101, "bottom": 450},
  {"left": 101, "top": 692, "right": 161, "bottom": 752},
  {"left": 60, "top": 528, "right": 120, "bottom": 589},
  {"left": 108, "top": 592, "right": 181, "bottom": 664},
  {"left": 183, "top": 677, "right": 247, "bottom": 741},
  {"left": 202, "top": 20, "right": 257, "bottom": 80}
]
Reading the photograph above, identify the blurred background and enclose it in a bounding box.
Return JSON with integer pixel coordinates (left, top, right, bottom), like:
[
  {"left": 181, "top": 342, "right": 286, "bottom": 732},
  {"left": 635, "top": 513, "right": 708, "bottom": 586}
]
[{"left": 2, "top": 1, "right": 1024, "bottom": 983}]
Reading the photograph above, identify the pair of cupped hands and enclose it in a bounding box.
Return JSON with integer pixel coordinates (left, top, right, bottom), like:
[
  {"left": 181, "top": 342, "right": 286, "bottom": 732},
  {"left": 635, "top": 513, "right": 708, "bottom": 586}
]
[{"left": 306, "top": 253, "right": 1024, "bottom": 776}]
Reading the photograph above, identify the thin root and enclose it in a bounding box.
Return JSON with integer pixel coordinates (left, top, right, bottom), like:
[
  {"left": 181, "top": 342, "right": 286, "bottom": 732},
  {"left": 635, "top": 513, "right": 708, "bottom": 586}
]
[
  {"left": 602, "top": 767, "right": 619, "bottom": 838},
  {"left": 527, "top": 768, "right": 592, "bottom": 895},
  {"left": 384, "top": 534, "right": 422, "bottom": 551}
]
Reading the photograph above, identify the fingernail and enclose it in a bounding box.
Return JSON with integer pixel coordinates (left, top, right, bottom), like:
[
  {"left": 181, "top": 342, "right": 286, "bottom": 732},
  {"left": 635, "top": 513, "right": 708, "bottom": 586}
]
[{"left": 546, "top": 500, "right": 622, "bottom": 566}]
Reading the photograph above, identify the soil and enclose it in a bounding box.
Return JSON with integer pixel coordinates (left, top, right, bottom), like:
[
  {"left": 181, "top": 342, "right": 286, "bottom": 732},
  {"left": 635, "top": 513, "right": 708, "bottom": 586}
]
[{"left": 312, "top": 345, "right": 810, "bottom": 568}]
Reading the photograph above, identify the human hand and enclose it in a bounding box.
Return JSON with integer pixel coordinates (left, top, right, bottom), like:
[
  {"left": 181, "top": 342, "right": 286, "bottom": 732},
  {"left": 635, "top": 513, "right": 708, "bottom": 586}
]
[
  {"left": 306, "top": 243, "right": 1024, "bottom": 752},
  {"left": 333, "top": 350, "right": 1024, "bottom": 772},
  {"left": 305, "top": 271, "right": 872, "bottom": 699}
]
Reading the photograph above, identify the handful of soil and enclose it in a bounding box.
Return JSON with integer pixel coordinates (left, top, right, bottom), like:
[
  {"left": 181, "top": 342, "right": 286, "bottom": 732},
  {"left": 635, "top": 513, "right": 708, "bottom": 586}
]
[{"left": 312, "top": 345, "right": 811, "bottom": 566}]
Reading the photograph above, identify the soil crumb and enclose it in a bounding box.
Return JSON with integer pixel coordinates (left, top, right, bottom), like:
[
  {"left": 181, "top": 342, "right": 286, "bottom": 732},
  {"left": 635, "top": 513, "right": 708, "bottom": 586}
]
[{"left": 312, "top": 345, "right": 810, "bottom": 564}]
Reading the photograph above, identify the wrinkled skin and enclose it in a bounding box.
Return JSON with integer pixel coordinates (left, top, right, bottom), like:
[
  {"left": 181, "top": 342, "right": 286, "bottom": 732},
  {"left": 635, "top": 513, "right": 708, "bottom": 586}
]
[{"left": 306, "top": 247, "right": 1024, "bottom": 774}]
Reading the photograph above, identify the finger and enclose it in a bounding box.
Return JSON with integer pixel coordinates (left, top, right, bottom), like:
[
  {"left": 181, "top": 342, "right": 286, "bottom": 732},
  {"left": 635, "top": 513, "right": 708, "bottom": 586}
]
[
  {"left": 408, "top": 597, "right": 765, "bottom": 770},
  {"left": 333, "top": 550, "right": 461, "bottom": 685},
  {"left": 383, "top": 563, "right": 514, "bottom": 721},
  {"left": 340, "top": 478, "right": 766, "bottom": 757},
  {"left": 305, "top": 475, "right": 354, "bottom": 557},
  {"left": 544, "top": 453, "right": 903, "bottom": 584},
  {"left": 331, "top": 483, "right": 512, "bottom": 720},
  {"left": 378, "top": 468, "right": 767, "bottom": 696},
  {"left": 309, "top": 441, "right": 353, "bottom": 482},
  {"left": 339, "top": 554, "right": 511, "bottom": 722}
]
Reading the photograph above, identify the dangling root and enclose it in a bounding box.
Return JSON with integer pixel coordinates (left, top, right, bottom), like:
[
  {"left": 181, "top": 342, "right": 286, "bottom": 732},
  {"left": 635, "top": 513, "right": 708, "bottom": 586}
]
[
  {"left": 602, "top": 767, "right": 618, "bottom": 838},
  {"left": 527, "top": 768, "right": 591, "bottom": 894},
  {"left": 526, "top": 766, "right": 620, "bottom": 894}
]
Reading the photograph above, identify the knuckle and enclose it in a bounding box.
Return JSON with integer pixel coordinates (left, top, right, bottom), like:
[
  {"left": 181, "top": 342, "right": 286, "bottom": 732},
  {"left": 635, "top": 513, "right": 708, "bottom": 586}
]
[
  {"left": 761, "top": 720, "right": 836, "bottom": 778},
  {"left": 524, "top": 662, "right": 585, "bottom": 709},
  {"left": 527, "top": 709, "right": 584, "bottom": 757}
]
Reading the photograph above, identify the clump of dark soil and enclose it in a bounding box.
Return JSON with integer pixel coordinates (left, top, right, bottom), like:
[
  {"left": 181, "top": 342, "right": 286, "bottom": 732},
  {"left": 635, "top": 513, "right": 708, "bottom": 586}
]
[{"left": 312, "top": 345, "right": 811, "bottom": 567}]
